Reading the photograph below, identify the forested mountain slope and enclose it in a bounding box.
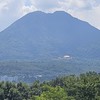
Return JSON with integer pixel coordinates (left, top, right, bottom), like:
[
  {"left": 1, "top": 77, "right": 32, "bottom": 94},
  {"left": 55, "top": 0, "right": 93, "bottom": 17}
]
[{"left": 0, "top": 11, "right": 100, "bottom": 60}]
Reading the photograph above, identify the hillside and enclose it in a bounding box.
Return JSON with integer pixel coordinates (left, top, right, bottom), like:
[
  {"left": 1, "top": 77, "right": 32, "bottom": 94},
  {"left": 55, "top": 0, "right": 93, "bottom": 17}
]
[
  {"left": 0, "top": 11, "right": 100, "bottom": 60},
  {"left": 0, "top": 11, "right": 100, "bottom": 82}
]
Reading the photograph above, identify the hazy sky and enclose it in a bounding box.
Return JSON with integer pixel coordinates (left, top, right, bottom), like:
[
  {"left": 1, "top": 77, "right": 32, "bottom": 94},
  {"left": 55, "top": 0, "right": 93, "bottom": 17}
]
[{"left": 0, "top": 0, "right": 100, "bottom": 32}]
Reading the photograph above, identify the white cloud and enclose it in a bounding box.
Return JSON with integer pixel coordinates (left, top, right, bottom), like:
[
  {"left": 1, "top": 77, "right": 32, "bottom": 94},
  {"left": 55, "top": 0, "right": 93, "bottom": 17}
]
[
  {"left": 30, "top": 0, "right": 60, "bottom": 10},
  {"left": 62, "top": 0, "right": 100, "bottom": 29},
  {"left": 0, "top": 1, "right": 8, "bottom": 12},
  {"left": 0, "top": 0, "right": 23, "bottom": 31},
  {"left": 0, "top": 0, "right": 100, "bottom": 31}
]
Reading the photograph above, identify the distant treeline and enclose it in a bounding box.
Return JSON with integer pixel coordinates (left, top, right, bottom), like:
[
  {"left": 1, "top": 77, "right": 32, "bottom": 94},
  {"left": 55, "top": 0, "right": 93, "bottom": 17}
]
[{"left": 0, "top": 71, "right": 100, "bottom": 100}]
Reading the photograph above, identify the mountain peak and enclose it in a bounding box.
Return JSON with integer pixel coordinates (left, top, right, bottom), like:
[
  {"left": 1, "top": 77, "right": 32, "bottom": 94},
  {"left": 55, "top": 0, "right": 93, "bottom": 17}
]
[
  {"left": 29, "top": 11, "right": 46, "bottom": 15},
  {"left": 0, "top": 11, "right": 100, "bottom": 60},
  {"left": 53, "top": 11, "right": 70, "bottom": 15},
  {"left": 25, "top": 11, "right": 72, "bottom": 18}
]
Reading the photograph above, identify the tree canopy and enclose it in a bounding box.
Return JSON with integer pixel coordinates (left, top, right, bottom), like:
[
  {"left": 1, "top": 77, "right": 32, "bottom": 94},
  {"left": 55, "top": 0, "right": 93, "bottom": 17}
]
[{"left": 0, "top": 71, "right": 100, "bottom": 100}]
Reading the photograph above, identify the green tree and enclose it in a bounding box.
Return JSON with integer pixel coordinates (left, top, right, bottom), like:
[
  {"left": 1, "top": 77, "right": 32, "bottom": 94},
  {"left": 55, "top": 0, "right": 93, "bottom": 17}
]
[
  {"left": 0, "top": 88, "right": 4, "bottom": 100},
  {"left": 9, "top": 88, "right": 21, "bottom": 100},
  {"left": 35, "top": 85, "right": 67, "bottom": 100}
]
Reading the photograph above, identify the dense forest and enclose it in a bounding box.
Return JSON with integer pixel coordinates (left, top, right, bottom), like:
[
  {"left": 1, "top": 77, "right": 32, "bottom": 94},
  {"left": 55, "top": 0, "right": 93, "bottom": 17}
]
[{"left": 0, "top": 72, "right": 100, "bottom": 100}]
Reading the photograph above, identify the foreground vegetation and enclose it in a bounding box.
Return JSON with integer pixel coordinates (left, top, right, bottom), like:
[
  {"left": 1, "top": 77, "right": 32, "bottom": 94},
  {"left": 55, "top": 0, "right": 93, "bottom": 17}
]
[{"left": 0, "top": 72, "right": 100, "bottom": 100}]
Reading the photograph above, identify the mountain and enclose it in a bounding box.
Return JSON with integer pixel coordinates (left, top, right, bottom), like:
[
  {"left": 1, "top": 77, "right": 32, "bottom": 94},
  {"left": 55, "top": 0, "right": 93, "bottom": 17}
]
[{"left": 0, "top": 11, "right": 100, "bottom": 60}]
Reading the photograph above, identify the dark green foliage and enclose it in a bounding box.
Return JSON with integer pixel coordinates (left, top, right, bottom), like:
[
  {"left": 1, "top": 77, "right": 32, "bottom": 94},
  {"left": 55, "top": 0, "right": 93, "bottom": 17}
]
[{"left": 0, "top": 72, "right": 100, "bottom": 99}]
